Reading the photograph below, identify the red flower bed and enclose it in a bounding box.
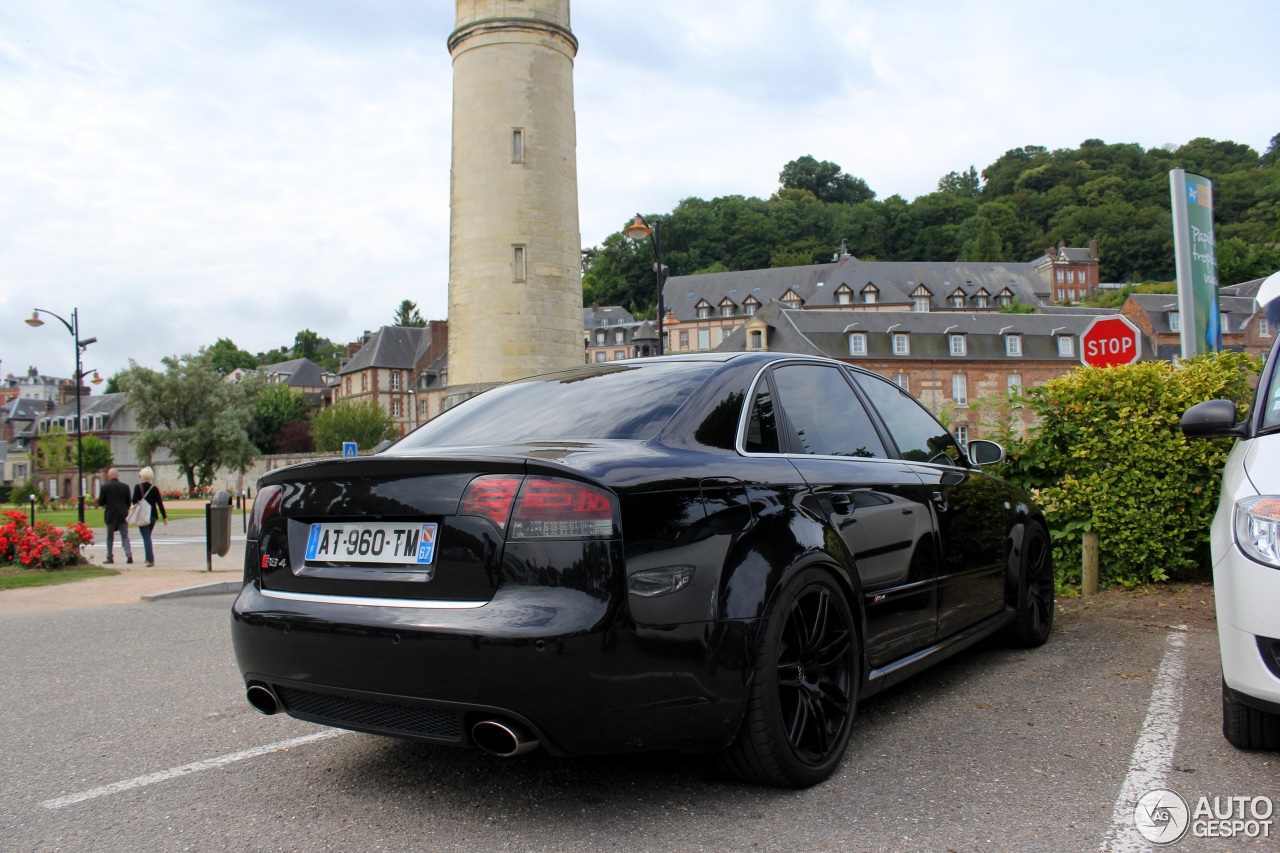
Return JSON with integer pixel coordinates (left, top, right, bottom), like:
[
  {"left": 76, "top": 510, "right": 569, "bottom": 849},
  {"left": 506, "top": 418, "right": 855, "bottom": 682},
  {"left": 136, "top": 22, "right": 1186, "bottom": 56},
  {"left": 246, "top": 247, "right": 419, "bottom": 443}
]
[{"left": 0, "top": 511, "right": 95, "bottom": 569}]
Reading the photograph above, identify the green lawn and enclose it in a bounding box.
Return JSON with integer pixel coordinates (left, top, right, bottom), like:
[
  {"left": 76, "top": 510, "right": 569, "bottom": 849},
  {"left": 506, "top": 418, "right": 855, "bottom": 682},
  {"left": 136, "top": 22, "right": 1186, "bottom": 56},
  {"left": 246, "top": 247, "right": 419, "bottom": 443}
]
[
  {"left": 0, "top": 566, "right": 119, "bottom": 591},
  {"left": 3, "top": 505, "right": 210, "bottom": 528}
]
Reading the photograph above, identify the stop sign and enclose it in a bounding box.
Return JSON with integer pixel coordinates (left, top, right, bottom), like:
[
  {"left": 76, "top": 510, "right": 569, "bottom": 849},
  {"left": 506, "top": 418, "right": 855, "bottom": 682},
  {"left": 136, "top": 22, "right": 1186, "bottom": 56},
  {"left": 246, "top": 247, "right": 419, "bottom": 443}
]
[{"left": 1080, "top": 316, "right": 1142, "bottom": 367}]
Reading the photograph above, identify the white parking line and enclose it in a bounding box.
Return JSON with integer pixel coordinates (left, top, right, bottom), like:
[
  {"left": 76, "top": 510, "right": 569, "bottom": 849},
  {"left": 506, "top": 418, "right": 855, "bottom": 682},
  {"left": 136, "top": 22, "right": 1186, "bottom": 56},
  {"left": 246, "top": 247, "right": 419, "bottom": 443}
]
[
  {"left": 41, "top": 730, "right": 344, "bottom": 810},
  {"left": 1099, "top": 625, "right": 1189, "bottom": 852}
]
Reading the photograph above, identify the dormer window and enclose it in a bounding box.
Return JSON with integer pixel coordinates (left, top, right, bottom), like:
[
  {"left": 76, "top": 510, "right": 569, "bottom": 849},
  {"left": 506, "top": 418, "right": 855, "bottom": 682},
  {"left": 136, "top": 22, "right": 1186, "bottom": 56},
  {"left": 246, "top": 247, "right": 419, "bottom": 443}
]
[
  {"left": 744, "top": 296, "right": 760, "bottom": 316},
  {"left": 862, "top": 285, "right": 878, "bottom": 305},
  {"left": 719, "top": 298, "right": 737, "bottom": 318},
  {"left": 996, "top": 290, "right": 1013, "bottom": 308},
  {"left": 949, "top": 334, "right": 967, "bottom": 356},
  {"left": 696, "top": 299, "right": 713, "bottom": 320},
  {"left": 781, "top": 289, "right": 803, "bottom": 309},
  {"left": 911, "top": 285, "right": 932, "bottom": 313},
  {"left": 1058, "top": 335, "right": 1075, "bottom": 357},
  {"left": 950, "top": 292, "right": 965, "bottom": 309},
  {"left": 1005, "top": 334, "right": 1022, "bottom": 356},
  {"left": 893, "top": 332, "right": 911, "bottom": 355},
  {"left": 595, "top": 330, "right": 605, "bottom": 345},
  {"left": 748, "top": 329, "right": 764, "bottom": 351},
  {"left": 1169, "top": 312, "right": 1181, "bottom": 332},
  {"left": 848, "top": 332, "right": 867, "bottom": 355},
  {"left": 835, "top": 285, "right": 853, "bottom": 305},
  {"left": 973, "top": 290, "right": 989, "bottom": 309}
]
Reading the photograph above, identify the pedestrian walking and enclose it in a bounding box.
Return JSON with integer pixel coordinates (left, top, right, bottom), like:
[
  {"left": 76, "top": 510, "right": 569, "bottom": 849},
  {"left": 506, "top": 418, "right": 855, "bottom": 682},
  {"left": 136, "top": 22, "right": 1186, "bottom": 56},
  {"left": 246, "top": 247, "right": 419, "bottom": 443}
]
[
  {"left": 131, "top": 466, "right": 168, "bottom": 567},
  {"left": 96, "top": 467, "right": 133, "bottom": 564}
]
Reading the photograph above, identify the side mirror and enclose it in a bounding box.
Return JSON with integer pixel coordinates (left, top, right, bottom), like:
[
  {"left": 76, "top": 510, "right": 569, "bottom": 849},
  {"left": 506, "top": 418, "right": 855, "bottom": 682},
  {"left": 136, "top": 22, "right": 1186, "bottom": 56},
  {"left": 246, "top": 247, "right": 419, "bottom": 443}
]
[
  {"left": 1181, "top": 399, "right": 1245, "bottom": 439},
  {"left": 967, "top": 439, "right": 1005, "bottom": 467}
]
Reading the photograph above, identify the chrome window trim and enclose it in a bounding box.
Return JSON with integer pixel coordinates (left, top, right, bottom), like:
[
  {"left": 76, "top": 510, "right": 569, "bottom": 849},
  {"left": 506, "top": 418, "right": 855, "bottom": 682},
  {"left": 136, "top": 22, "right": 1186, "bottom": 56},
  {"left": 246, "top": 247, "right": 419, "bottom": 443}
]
[{"left": 261, "top": 588, "right": 487, "bottom": 610}]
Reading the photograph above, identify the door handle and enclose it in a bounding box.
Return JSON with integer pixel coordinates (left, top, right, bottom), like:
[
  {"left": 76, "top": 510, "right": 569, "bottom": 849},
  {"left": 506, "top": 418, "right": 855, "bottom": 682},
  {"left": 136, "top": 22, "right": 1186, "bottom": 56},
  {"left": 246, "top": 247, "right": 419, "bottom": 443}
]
[{"left": 931, "top": 491, "right": 948, "bottom": 512}]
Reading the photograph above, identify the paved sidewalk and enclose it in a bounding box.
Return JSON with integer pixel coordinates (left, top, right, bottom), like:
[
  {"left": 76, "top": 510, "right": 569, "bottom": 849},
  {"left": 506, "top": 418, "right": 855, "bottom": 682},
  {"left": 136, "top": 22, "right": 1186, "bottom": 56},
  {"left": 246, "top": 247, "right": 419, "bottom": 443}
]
[{"left": 0, "top": 515, "right": 245, "bottom": 615}]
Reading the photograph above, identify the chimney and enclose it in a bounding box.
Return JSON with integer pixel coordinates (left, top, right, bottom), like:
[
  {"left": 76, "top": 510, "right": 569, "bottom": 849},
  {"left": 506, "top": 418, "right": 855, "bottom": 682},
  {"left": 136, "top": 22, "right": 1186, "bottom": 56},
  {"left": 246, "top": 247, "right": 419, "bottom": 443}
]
[{"left": 1089, "top": 239, "right": 1099, "bottom": 258}]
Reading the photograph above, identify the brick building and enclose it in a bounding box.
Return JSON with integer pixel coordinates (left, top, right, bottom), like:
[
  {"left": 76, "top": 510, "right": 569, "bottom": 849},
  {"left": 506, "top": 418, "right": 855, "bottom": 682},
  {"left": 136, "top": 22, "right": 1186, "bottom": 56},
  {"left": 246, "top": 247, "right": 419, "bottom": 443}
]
[
  {"left": 1030, "top": 240, "right": 1102, "bottom": 303},
  {"left": 334, "top": 322, "right": 449, "bottom": 435}
]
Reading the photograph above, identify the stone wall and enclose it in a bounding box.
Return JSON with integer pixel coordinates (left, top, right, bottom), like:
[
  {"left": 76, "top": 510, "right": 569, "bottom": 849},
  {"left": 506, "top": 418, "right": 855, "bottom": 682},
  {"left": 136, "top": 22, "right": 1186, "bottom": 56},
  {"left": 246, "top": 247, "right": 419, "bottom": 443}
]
[{"left": 149, "top": 452, "right": 344, "bottom": 496}]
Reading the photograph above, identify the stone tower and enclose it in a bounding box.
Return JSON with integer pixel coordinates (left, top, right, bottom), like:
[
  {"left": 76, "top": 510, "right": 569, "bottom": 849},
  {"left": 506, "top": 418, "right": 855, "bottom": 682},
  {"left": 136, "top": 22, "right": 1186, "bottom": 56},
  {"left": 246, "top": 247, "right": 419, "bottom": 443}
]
[{"left": 445, "top": 0, "right": 583, "bottom": 407}]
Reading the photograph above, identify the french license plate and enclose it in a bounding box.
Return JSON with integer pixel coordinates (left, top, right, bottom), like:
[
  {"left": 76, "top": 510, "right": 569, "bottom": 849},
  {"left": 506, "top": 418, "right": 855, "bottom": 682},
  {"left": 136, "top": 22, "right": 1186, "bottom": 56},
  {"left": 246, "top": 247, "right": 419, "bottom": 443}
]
[{"left": 305, "top": 522, "right": 438, "bottom": 566}]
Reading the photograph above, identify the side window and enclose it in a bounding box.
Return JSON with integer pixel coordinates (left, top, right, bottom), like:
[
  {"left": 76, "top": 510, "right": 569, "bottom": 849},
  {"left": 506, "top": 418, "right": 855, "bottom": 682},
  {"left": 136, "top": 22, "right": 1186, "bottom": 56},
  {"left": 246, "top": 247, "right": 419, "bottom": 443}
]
[
  {"left": 745, "top": 380, "right": 780, "bottom": 453},
  {"left": 772, "top": 365, "right": 886, "bottom": 458},
  {"left": 850, "top": 370, "right": 962, "bottom": 465}
]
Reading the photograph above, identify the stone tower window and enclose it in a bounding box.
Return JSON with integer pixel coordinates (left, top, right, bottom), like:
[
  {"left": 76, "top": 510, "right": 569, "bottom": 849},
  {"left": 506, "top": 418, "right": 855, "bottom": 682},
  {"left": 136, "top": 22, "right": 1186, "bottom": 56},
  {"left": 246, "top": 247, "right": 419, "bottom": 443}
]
[
  {"left": 513, "top": 245, "right": 526, "bottom": 282},
  {"left": 512, "top": 128, "right": 524, "bottom": 164}
]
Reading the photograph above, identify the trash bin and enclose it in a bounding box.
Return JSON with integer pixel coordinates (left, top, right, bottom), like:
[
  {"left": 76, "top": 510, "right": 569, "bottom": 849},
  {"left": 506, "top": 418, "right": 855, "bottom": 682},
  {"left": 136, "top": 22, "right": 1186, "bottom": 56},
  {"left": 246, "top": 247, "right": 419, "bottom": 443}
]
[{"left": 206, "top": 490, "right": 235, "bottom": 562}]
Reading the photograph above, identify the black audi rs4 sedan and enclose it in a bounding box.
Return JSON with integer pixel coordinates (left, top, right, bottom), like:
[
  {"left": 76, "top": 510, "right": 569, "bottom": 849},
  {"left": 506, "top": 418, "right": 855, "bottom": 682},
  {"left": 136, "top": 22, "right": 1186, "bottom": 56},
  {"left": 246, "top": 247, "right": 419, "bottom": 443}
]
[{"left": 232, "top": 352, "right": 1054, "bottom": 787}]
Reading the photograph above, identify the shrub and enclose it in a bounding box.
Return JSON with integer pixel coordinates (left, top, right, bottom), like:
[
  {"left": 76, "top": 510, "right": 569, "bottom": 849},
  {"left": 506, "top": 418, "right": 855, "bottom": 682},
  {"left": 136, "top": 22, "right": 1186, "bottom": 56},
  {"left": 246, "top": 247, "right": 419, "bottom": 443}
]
[
  {"left": 1002, "top": 351, "right": 1260, "bottom": 589},
  {"left": 0, "top": 511, "right": 95, "bottom": 569}
]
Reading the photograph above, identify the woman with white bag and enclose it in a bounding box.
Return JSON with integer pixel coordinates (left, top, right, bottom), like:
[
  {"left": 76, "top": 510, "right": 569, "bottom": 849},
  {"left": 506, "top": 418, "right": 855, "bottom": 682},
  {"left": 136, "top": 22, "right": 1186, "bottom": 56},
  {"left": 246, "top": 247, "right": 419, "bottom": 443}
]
[{"left": 128, "top": 466, "right": 168, "bottom": 567}]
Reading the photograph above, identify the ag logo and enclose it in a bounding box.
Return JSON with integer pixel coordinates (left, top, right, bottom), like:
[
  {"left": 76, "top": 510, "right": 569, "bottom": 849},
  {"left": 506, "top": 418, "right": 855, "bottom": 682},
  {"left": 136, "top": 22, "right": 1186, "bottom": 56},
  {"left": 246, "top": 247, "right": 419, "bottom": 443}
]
[{"left": 1135, "top": 789, "right": 1190, "bottom": 845}]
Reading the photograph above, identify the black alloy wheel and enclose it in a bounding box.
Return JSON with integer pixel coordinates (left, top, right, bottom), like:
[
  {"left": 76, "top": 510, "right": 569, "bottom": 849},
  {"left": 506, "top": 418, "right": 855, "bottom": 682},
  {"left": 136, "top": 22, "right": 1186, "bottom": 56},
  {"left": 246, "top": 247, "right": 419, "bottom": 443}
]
[
  {"left": 718, "top": 568, "right": 857, "bottom": 788},
  {"left": 1007, "top": 522, "right": 1054, "bottom": 648}
]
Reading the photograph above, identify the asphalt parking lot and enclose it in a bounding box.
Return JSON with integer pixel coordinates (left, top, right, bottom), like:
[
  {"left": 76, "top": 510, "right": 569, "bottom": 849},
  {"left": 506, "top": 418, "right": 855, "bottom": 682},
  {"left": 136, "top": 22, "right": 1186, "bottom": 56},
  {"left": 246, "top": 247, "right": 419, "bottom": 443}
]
[{"left": 0, "top": 581, "right": 1276, "bottom": 852}]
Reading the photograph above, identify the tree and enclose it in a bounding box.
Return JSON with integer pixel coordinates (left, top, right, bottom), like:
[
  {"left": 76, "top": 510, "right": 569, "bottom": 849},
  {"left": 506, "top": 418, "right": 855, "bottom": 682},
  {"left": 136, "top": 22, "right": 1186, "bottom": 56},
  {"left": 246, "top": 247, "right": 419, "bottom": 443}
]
[
  {"left": 78, "top": 434, "right": 114, "bottom": 475},
  {"left": 937, "top": 166, "right": 981, "bottom": 198},
  {"left": 207, "top": 338, "right": 259, "bottom": 376},
  {"left": 778, "top": 156, "right": 876, "bottom": 204},
  {"left": 250, "top": 384, "right": 313, "bottom": 453},
  {"left": 311, "top": 401, "right": 397, "bottom": 453},
  {"left": 292, "top": 329, "right": 324, "bottom": 362},
  {"left": 34, "top": 428, "right": 74, "bottom": 475},
  {"left": 120, "top": 352, "right": 261, "bottom": 491},
  {"left": 393, "top": 299, "right": 427, "bottom": 327},
  {"left": 274, "top": 420, "right": 315, "bottom": 454}
]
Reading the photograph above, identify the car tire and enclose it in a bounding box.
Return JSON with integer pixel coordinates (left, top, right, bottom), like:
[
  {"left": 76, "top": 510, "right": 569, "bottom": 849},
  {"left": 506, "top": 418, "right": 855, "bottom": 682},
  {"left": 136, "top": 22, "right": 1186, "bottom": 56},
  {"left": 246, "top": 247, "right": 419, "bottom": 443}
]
[
  {"left": 717, "top": 568, "right": 857, "bottom": 788},
  {"left": 1005, "top": 521, "right": 1054, "bottom": 648},
  {"left": 1222, "top": 681, "right": 1280, "bottom": 751}
]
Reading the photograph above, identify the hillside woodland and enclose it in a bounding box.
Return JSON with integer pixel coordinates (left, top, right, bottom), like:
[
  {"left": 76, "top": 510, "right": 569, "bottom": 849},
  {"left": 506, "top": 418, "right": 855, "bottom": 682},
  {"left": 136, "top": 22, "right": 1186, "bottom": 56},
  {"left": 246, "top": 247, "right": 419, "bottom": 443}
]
[{"left": 583, "top": 136, "right": 1280, "bottom": 316}]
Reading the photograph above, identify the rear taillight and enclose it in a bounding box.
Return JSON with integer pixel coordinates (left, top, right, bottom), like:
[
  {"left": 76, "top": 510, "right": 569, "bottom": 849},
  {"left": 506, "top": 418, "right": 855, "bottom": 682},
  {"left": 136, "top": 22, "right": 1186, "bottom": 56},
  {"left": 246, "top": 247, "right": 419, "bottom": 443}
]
[
  {"left": 460, "top": 475, "right": 616, "bottom": 539},
  {"left": 511, "top": 478, "right": 615, "bottom": 539},
  {"left": 459, "top": 476, "right": 522, "bottom": 530},
  {"left": 248, "top": 485, "right": 283, "bottom": 539}
]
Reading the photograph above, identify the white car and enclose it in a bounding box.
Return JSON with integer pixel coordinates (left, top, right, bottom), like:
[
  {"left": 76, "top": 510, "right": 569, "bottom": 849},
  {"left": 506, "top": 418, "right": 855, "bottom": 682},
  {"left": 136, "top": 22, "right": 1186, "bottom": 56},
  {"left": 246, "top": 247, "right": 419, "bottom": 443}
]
[{"left": 1182, "top": 337, "right": 1280, "bottom": 750}]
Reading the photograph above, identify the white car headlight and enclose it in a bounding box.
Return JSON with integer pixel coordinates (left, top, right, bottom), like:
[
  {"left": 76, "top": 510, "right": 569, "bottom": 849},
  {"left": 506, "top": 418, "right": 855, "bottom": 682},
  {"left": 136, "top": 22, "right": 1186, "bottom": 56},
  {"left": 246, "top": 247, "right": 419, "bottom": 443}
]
[{"left": 1234, "top": 496, "right": 1280, "bottom": 568}]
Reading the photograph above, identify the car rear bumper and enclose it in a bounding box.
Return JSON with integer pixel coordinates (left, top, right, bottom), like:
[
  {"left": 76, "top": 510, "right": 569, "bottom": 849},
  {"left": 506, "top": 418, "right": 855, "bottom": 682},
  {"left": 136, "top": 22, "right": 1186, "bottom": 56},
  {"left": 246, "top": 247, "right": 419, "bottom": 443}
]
[{"left": 231, "top": 582, "right": 757, "bottom": 756}]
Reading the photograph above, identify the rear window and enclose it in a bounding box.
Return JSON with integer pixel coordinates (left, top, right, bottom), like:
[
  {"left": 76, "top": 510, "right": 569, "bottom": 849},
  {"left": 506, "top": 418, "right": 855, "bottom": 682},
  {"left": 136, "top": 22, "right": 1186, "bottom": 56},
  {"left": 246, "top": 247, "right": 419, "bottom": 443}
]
[{"left": 395, "top": 362, "right": 719, "bottom": 447}]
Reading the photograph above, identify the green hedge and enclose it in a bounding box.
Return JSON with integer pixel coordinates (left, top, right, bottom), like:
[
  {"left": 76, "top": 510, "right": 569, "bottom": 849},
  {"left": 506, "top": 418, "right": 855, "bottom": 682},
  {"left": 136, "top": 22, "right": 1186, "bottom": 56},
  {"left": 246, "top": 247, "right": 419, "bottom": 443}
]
[{"left": 1001, "top": 351, "right": 1260, "bottom": 589}]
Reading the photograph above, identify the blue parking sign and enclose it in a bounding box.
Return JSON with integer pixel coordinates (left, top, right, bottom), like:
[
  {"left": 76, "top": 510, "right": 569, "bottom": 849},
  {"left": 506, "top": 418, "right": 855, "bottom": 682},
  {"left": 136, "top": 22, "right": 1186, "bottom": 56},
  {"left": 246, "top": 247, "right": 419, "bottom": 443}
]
[{"left": 342, "top": 441, "right": 357, "bottom": 458}]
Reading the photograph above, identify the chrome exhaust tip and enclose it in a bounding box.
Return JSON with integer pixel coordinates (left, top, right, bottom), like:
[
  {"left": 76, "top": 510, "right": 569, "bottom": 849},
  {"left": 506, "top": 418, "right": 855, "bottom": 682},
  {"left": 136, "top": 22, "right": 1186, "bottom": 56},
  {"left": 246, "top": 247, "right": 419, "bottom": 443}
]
[
  {"left": 471, "top": 719, "right": 539, "bottom": 757},
  {"left": 246, "top": 685, "right": 281, "bottom": 715}
]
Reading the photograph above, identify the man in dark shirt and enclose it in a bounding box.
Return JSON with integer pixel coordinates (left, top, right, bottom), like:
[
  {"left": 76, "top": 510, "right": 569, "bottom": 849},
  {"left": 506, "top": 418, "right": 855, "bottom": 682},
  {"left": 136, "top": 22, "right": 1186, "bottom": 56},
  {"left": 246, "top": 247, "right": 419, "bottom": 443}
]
[{"left": 96, "top": 468, "right": 133, "bottom": 564}]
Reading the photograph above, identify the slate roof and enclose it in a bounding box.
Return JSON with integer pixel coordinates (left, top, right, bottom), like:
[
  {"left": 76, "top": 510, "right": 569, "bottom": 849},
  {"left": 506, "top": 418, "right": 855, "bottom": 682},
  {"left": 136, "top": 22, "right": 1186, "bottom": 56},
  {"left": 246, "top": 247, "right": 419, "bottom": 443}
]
[
  {"left": 261, "top": 358, "right": 329, "bottom": 388},
  {"left": 584, "top": 305, "right": 635, "bottom": 328},
  {"left": 339, "top": 327, "right": 431, "bottom": 375},
  {"left": 39, "top": 393, "right": 129, "bottom": 424},
  {"left": 719, "top": 301, "right": 1131, "bottom": 362},
  {"left": 662, "top": 255, "right": 1050, "bottom": 323},
  {"left": 1123, "top": 292, "right": 1261, "bottom": 337}
]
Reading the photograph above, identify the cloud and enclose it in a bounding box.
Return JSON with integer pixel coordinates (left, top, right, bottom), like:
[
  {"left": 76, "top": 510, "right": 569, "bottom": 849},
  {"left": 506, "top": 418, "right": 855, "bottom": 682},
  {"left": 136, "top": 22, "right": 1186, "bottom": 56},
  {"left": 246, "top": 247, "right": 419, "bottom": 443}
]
[{"left": 2, "top": 0, "right": 1278, "bottom": 381}]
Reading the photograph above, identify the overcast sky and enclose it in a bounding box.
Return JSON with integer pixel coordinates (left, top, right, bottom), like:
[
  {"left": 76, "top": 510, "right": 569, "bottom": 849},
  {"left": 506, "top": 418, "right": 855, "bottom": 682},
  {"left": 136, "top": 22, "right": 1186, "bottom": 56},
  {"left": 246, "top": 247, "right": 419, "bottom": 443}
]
[{"left": 3, "top": 0, "right": 1277, "bottom": 385}]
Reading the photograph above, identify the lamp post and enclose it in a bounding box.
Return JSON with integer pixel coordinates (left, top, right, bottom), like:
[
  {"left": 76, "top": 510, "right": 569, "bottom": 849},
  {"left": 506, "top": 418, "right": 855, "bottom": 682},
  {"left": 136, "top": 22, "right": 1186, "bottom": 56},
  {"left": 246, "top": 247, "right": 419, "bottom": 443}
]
[
  {"left": 25, "top": 308, "right": 98, "bottom": 523},
  {"left": 624, "top": 214, "right": 669, "bottom": 356}
]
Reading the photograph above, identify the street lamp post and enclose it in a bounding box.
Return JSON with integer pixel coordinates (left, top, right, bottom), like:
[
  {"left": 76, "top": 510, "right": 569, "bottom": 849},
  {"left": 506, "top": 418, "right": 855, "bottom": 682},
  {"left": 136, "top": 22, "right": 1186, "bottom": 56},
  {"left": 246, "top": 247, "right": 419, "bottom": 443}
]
[
  {"left": 25, "top": 308, "right": 98, "bottom": 523},
  {"left": 624, "top": 214, "right": 669, "bottom": 356}
]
